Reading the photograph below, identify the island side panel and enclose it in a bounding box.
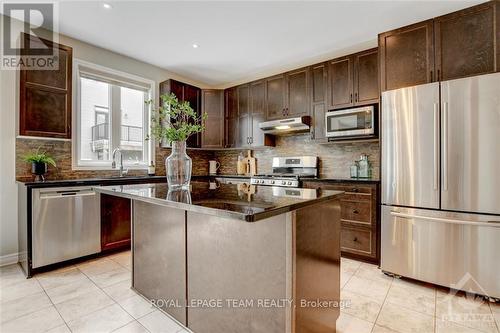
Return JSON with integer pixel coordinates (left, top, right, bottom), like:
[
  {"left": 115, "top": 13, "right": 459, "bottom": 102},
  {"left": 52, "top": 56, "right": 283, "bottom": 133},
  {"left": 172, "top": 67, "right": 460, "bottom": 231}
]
[
  {"left": 295, "top": 199, "right": 341, "bottom": 333},
  {"left": 132, "top": 200, "right": 187, "bottom": 325},
  {"left": 186, "top": 212, "right": 293, "bottom": 333}
]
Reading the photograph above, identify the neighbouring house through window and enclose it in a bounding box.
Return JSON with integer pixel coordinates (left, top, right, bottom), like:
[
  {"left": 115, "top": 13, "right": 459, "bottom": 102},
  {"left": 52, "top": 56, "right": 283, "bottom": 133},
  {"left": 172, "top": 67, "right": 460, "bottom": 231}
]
[{"left": 74, "top": 60, "right": 154, "bottom": 169}]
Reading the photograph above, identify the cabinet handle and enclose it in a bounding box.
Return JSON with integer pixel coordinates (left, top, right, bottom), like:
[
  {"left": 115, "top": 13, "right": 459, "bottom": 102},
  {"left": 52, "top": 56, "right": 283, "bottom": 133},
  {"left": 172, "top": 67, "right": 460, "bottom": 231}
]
[
  {"left": 354, "top": 93, "right": 358, "bottom": 102},
  {"left": 353, "top": 237, "right": 358, "bottom": 242},
  {"left": 437, "top": 69, "right": 441, "bottom": 81},
  {"left": 353, "top": 209, "right": 359, "bottom": 214},
  {"left": 430, "top": 70, "right": 433, "bottom": 82},
  {"left": 351, "top": 188, "right": 359, "bottom": 193},
  {"left": 350, "top": 93, "right": 353, "bottom": 103}
]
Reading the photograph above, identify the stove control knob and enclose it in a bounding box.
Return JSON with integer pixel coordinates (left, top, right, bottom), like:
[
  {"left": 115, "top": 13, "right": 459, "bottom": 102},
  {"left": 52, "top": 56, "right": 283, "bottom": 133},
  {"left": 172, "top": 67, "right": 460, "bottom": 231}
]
[
  {"left": 282, "top": 181, "right": 287, "bottom": 185},
  {"left": 270, "top": 180, "right": 275, "bottom": 184},
  {"left": 287, "top": 181, "right": 292, "bottom": 185}
]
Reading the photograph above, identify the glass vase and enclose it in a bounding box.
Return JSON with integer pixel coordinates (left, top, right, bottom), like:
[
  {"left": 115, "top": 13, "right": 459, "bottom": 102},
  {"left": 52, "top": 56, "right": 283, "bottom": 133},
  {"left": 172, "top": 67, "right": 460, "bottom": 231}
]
[{"left": 166, "top": 140, "right": 192, "bottom": 190}]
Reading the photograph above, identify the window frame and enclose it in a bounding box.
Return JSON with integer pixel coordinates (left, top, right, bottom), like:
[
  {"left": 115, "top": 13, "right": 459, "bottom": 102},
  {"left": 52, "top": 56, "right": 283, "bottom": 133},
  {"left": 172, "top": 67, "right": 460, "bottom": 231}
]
[{"left": 72, "top": 59, "right": 156, "bottom": 170}]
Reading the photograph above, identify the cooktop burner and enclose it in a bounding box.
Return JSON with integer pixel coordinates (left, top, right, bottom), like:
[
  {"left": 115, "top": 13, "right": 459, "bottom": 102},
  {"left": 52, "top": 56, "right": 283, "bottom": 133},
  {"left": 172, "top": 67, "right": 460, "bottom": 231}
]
[{"left": 250, "top": 156, "right": 318, "bottom": 188}]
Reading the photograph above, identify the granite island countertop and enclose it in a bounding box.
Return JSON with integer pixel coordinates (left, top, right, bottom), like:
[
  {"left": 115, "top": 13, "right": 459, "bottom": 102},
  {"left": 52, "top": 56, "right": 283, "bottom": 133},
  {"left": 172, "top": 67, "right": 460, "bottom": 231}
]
[{"left": 94, "top": 181, "right": 343, "bottom": 222}]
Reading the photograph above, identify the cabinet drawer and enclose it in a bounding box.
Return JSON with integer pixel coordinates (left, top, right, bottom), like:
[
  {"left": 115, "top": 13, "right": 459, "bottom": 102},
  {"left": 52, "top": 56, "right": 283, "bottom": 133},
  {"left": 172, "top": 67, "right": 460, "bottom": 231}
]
[
  {"left": 341, "top": 226, "right": 373, "bottom": 256},
  {"left": 341, "top": 200, "right": 371, "bottom": 225}
]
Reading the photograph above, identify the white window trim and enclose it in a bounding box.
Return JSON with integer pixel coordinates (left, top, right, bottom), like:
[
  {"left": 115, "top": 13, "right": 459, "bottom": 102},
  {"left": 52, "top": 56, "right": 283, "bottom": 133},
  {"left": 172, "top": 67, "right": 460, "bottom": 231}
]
[{"left": 72, "top": 59, "right": 156, "bottom": 170}]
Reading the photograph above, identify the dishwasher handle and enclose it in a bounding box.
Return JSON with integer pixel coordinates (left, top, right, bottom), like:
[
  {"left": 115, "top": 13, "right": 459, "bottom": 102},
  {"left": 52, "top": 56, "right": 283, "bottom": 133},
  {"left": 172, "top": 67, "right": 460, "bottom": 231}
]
[
  {"left": 40, "top": 190, "right": 96, "bottom": 199},
  {"left": 390, "top": 211, "right": 500, "bottom": 228}
]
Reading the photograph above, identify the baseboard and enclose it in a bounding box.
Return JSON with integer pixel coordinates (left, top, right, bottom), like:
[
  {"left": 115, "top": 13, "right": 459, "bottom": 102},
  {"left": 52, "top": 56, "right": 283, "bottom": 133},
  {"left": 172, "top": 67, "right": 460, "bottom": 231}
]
[{"left": 0, "top": 252, "right": 19, "bottom": 267}]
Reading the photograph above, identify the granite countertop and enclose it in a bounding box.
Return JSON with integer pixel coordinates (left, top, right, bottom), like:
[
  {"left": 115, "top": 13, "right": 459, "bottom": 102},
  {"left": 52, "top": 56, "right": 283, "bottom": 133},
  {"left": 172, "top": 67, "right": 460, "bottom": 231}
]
[
  {"left": 302, "top": 177, "right": 380, "bottom": 184},
  {"left": 94, "top": 181, "right": 343, "bottom": 222},
  {"left": 17, "top": 175, "right": 167, "bottom": 188},
  {"left": 16, "top": 174, "right": 252, "bottom": 188},
  {"left": 17, "top": 174, "right": 378, "bottom": 189}
]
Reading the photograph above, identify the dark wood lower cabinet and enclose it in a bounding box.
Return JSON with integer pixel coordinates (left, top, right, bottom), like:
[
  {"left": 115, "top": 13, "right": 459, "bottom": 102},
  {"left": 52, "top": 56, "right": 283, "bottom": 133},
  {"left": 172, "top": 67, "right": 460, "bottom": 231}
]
[
  {"left": 302, "top": 181, "right": 380, "bottom": 264},
  {"left": 101, "top": 194, "right": 131, "bottom": 252}
]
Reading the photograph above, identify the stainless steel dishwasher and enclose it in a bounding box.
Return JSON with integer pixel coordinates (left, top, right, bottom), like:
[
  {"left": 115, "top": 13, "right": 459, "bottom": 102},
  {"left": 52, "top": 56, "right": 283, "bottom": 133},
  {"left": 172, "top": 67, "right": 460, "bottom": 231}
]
[{"left": 32, "top": 186, "right": 101, "bottom": 268}]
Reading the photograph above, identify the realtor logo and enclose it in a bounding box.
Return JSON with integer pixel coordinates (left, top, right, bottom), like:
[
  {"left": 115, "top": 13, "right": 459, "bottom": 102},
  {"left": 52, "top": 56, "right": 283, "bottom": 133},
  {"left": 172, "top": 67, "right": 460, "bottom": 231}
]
[{"left": 1, "top": 2, "right": 59, "bottom": 70}]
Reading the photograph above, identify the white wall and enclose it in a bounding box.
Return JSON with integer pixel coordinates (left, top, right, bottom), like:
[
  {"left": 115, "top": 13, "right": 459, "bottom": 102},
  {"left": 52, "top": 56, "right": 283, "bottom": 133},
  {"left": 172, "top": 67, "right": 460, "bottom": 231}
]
[{"left": 0, "top": 15, "right": 206, "bottom": 263}]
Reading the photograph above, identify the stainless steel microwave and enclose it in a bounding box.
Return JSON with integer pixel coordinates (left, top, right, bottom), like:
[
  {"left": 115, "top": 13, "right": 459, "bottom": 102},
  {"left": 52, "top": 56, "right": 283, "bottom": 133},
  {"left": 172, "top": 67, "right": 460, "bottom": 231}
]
[{"left": 325, "top": 106, "right": 375, "bottom": 138}]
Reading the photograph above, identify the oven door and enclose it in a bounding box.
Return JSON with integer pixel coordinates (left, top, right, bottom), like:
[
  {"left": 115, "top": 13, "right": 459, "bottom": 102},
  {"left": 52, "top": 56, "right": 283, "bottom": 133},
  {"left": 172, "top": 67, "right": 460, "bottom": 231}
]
[{"left": 325, "top": 106, "right": 375, "bottom": 138}]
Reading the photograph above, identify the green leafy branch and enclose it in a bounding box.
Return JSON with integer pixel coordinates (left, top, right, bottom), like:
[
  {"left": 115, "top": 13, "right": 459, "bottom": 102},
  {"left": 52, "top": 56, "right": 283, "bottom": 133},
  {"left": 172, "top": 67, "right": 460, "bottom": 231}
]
[
  {"left": 23, "top": 148, "right": 57, "bottom": 167},
  {"left": 146, "top": 93, "right": 207, "bottom": 145}
]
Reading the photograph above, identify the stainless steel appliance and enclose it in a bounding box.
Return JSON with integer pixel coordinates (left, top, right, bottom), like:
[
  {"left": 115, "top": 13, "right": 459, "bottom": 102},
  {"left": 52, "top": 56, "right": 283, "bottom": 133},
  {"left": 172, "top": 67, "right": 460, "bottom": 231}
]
[
  {"left": 32, "top": 187, "right": 101, "bottom": 268},
  {"left": 250, "top": 156, "right": 318, "bottom": 188},
  {"left": 325, "top": 106, "right": 375, "bottom": 139},
  {"left": 381, "top": 73, "right": 500, "bottom": 299},
  {"left": 259, "top": 116, "right": 311, "bottom": 135}
]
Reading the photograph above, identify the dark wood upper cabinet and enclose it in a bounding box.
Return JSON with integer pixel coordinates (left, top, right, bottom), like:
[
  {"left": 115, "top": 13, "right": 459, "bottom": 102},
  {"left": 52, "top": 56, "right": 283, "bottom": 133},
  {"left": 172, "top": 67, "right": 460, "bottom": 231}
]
[
  {"left": 435, "top": 1, "right": 499, "bottom": 81},
  {"left": 159, "top": 79, "right": 201, "bottom": 148},
  {"left": 250, "top": 80, "right": 266, "bottom": 146},
  {"left": 286, "top": 67, "right": 310, "bottom": 117},
  {"left": 237, "top": 84, "right": 250, "bottom": 147},
  {"left": 328, "top": 57, "right": 353, "bottom": 109},
  {"left": 328, "top": 48, "right": 379, "bottom": 110},
  {"left": 265, "top": 74, "right": 286, "bottom": 120},
  {"left": 379, "top": 20, "right": 435, "bottom": 91},
  {"left": 310, "top": 62, "right": 327, "bottom": 141},
  {"left": 380, "top": 2, "right": 500, "bottom": 90},
  {"left": 227, "top": 82, "right": 274, "bottom": 148},
  {"left": 201, "top": 90, "right": 224, "bottom": 148},
  {"left": 354, "top": 48, "right": 379, "bottom": 105},
  {"left": 224, "top": 88, "right": 238, "bottom": 148},
  {"left": 101, "top": 194, "right": 131, "bottom": 252},
  {"left": 20, "top": 34, "right": 72, "bottom": 139}
]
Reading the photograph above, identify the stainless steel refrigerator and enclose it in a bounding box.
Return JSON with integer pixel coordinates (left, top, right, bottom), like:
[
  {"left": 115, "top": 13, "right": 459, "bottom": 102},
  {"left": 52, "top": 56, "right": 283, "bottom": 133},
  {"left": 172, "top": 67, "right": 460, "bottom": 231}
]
[{"left": 381, "top": 72, "right": 500, "bottom": 299}]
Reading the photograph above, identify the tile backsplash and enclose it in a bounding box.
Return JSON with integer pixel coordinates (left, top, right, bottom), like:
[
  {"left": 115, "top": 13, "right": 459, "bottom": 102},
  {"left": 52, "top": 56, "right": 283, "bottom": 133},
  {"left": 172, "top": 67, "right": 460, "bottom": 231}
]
[
  {"left": 16, "top": 135, "right": 379, "bottom": 181},
  {"left": 15, "top": 137, "right": 212, "bottom": 181},
  {"left": 214, "top": 134, "right": 380, "bottom": 180}
]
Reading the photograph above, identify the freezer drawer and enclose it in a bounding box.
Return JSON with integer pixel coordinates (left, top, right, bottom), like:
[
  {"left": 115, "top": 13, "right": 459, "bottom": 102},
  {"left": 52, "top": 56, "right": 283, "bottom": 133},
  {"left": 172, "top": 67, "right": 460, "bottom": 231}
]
[
  {"left": 381, "top": 83, "right": 440, "bottom": 209},
  {"left": 32, "top": 187, "right": 101, "bottom": 268},
  {"left": 381, "top": 205, "right": 500, "bottom": 298},
  {"left": 441, "top": 72, "right": 500, "bottom": 215}
]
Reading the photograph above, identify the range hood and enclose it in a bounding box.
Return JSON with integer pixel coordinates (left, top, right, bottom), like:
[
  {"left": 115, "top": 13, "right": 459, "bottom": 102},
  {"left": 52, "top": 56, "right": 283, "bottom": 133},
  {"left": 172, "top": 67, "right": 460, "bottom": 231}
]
[{"left": 259, "top": 116, "right": 311, "bottom": 135}]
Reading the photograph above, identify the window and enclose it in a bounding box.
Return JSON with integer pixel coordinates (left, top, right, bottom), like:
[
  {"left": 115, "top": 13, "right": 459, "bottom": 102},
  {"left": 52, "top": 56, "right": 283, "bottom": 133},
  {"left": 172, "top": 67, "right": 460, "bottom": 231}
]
[{"left": 74, "top": 60, "right": 154, "bottom": 169}]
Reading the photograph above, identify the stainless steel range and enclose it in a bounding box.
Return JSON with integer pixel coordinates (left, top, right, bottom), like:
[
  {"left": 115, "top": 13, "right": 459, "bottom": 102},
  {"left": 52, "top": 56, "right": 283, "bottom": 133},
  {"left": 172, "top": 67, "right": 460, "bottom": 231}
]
[{"left": 250, "top": 156, "right": 318, "bottom": 188}]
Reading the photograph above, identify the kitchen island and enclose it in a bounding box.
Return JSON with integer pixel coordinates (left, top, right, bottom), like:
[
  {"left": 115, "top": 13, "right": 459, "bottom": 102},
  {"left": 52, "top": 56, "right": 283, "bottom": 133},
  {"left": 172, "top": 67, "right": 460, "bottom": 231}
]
[{"left": 95, "top": 181, "right": 343, "bottom": 333}]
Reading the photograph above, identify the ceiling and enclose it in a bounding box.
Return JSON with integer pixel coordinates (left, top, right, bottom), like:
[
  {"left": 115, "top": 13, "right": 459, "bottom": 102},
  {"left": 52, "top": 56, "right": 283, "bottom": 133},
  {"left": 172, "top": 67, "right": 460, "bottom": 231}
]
[{"left": 30, "top": 1, "right": 488, "bottom": 87}]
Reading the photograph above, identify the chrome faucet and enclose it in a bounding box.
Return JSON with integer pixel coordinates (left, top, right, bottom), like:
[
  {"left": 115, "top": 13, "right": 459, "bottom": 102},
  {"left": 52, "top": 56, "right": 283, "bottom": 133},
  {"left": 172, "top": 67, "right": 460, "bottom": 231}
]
[{"left": 112, "top": 148, "right": 128, "bottom": 177}]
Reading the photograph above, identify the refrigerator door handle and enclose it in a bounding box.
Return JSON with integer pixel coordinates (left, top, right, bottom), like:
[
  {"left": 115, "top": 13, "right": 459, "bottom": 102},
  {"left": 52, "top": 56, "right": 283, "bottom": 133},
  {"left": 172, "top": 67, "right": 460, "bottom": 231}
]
[
  {"left": 442, "top": 101, "right": 448, "bottom": 191},
  {"left": 390, "top": 211, "right": 500, "bottom": 228},
  {"left": 433, "top": 103, "right": 439, "bottom": 191}
]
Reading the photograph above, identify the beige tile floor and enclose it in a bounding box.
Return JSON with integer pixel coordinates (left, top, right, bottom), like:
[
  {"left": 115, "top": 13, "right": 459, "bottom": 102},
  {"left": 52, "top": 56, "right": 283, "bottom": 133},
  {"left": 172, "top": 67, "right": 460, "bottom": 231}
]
[{"left": 1, "top": 253, "right": 499, "bottom": 333}]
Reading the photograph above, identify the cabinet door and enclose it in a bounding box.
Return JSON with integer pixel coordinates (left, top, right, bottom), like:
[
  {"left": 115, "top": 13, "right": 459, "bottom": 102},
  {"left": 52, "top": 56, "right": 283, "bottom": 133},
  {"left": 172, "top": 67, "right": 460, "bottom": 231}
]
[
  {"left": 379, "top": 20, "right": 435, "bottom": 91},
  {"left": 237, "top": 84, "right": 250, "bottom": 147},
  {"left": 328, "top": 57, "right": 353, "bottom": 110},
  {"left": 435, "top": 2, "right": 497, "bottom": 81},
  {"left": 20, "top": 34, "right": 72, "bottom": 138},
  {"left": 286, "top": 67, "right": 309, "bottom": 117},
  {"left": 184, "top": 84, "right": 201, "bottom": 148},
  {"left": 250, "top": 80, "right": 266, "bottom": 146},
  {"left": 101, "top": 194, "right": 131, "bottom": 252},
  {"left": 201, "top": 90, "right": 224, "bottom": 148},
  {"left": 354, "top": 48, "right": 379, "bottom": 105},
  {"left": 224, "top": 88, "right": 238, "bottom": 148},
  {"left": 265, "top": 74, "right": 286, "bottom": 120},
  {"left": 310, "top": 63, "right": 327, "bottom": 140}
]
